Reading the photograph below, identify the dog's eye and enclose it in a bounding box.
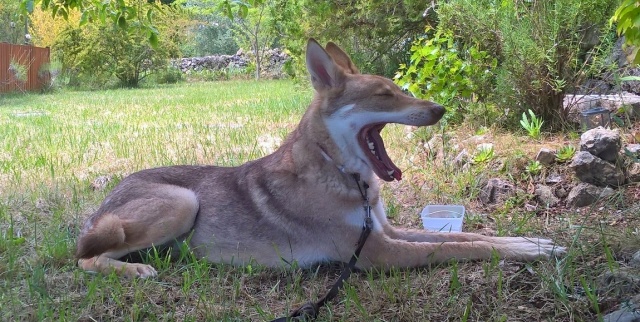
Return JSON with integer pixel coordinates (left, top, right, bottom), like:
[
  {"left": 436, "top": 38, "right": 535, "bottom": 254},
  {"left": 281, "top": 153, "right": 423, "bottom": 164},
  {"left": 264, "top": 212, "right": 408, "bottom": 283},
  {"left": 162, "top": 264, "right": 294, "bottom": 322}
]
[{"left": 375, "top": 91, "right": 393, "bottom": 97}]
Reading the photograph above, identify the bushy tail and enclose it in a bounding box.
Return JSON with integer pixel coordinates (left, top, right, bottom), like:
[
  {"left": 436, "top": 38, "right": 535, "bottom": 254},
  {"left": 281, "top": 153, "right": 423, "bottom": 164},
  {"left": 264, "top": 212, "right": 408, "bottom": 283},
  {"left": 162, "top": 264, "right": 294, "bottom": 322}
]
[{"left": 75, "top": 213, "right": 126, "bottom": 259}]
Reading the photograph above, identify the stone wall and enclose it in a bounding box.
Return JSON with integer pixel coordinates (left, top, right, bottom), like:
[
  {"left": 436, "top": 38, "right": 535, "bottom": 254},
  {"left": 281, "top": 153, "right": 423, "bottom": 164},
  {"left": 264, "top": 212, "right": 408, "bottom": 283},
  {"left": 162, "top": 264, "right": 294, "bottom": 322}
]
[{"left": 173, "top": 48, "right": 290, "bottom": 79}]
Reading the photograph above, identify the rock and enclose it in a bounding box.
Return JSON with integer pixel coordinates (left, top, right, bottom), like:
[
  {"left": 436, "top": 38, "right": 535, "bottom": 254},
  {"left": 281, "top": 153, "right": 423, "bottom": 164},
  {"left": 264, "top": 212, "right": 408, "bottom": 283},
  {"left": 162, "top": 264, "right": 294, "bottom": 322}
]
[
  {"left": 603, "top": 308, "right": 640, "bottom": 322},
  {"left": 172, "top": 48, "right": 290, "bottom": 78},
  {"left": 534, "top": 184, "right": 560, "bottom": 207},
  {"left": 545, "top": 173, "right": 564, "bottom": 184},
  {"left": 476, "top": 142, "right": 493, "bottom": 151},
  {"left": 424, "top": 134, "right": 442, "bottom": 157},
  {"left": 566, "top": 182, "right": 614, "bottom": 207},
  {"left": 454, "top": 149, "right": 469, "bottom": 167},
  {"left": 554, "top": 186, "right": 569, "bottom": 199},
  {"left": 536, "top": 148, "right": 556, "bottom": 165},
  {"left": 479, "top": 178, "right": 515, "bottom": 205},
  {"left": 631, "top": 250, "right": 640, "bottom": 268},
  {"left": 580, "top": 127, "right": 621, "bottom": 162},
  {"left": 569, "top": 151, "right": 625, "bottom": 187},
  {"left": 626, "top": 144, "right": 640, "bottom": 156},
  {"left": 627, "top": 163, "right": 640, "bottom": 183}
]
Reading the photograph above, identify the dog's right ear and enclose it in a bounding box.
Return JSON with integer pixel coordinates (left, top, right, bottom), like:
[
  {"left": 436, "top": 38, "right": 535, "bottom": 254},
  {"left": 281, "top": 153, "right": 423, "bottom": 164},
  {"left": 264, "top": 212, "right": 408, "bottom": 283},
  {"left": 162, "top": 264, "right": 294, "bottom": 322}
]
[
  {"left": 306, "top": 38, "right": 344, "bottom": 91},
  {"left": 325, "top": 42, "right": 359, "bottom": 75}
]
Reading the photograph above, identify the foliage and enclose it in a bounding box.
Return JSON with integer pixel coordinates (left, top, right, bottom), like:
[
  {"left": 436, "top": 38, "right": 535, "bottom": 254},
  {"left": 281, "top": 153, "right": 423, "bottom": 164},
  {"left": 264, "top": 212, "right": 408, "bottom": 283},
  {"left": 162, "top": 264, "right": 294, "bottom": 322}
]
[
  {"left": 181, "top": 14, "right": 238, "bottom": 56},
  {"left": 429, "top": 0, "right": 619, "bottom": 129},
  {"left": 28, "top": 6, "right": 80, "bottom": 47},
  {"left": 53, "top": 1, "right": 186, "bottom": 88},
  {"left": 611, "top": 0, "right": 640, "bottom": 64},
  {"left": 472, "top": 144, "right": 495, "bottom": 164},
  {"left": 155, "top": 66, "right": 183, "bottom": 84},
  {"left": 525, "top": 160, "right": 542, "bottom": 176},
  {"left": 394, "top": 27, "right": 496, "bottom": 124},
  {"left": 38, "top": 61, "right": 64, "bottom": 92},
  {"left": 520, "top": 109, "right": 544, "bottom": 140},
  {"left": 556, "top": 145, "right": 576, "bottom": 163},
  {"left": 21, "top": 0, "right": 164, "bottom": 45},
  {"left": 0, "top": 0, "right": 23, "bottom": 43},
  {"left": 8, "top": 59, "right": 28, "bottom": 83},
  {"left": 269, "top": 0, "right": 430, "bottom": 78},
  {"left": 231, "top": 2, "right": 275, "bottom": 80}
]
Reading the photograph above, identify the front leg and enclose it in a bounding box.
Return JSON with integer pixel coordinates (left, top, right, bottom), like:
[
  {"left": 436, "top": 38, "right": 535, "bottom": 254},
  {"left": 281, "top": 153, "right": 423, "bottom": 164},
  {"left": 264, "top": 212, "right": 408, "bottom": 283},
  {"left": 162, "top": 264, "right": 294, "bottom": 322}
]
[
  {"left": 370, "top": 200, "right": 565, "bottom": 266},
  {"left": 357, "top": 232, "right": 565, "bottom": 269}
]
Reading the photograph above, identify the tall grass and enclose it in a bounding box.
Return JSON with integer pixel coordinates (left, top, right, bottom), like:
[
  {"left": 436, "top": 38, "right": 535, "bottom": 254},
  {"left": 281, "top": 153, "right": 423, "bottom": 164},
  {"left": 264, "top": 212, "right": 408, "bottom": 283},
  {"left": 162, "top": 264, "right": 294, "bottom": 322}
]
[{"left": 0, "top": 80, "right": 637, "bottom": 321}]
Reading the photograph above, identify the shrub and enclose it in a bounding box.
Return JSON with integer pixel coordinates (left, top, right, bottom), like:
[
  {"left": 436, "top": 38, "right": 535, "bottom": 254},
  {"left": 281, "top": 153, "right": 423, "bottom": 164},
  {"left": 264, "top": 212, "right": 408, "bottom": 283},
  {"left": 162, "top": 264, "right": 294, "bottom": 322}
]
[
  {"left": 394, "top": 27, "right": 496, "bottom": 125},
  {"left": 52, "top": 1, "right": 187, "bottom": 89},
  {"left": 181, "top": 13, "right": 238, "bottom": 56},
  {"left": 155, "top": 66, "right": 183, "bottom": 84},
  {"left": 520, "top": 109, "right": 544, "bottom": 140},
  {"left": 426, "top": 0, "right": 619, "bottom": 129}
]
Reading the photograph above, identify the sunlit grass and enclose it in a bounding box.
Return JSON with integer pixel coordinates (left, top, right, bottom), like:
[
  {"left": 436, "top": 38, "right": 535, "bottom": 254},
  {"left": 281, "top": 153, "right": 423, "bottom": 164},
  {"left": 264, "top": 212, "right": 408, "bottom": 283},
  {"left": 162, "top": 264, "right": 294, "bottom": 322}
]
[{"left": 0, "top": 80, "right": 637, "bottom": 321}]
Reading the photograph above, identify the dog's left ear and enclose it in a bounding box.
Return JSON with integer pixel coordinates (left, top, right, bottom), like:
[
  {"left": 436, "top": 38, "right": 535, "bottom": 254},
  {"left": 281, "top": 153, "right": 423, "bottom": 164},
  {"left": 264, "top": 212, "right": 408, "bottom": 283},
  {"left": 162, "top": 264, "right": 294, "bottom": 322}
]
[{"left": 325, "top": 42, "right": 359, "bottom": 75}]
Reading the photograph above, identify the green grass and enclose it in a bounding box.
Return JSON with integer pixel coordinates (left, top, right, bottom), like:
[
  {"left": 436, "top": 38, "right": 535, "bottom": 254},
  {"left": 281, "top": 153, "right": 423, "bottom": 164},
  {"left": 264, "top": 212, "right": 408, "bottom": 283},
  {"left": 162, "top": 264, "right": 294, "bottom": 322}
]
[{"left": 1, "top": 80, "right": 639, "bottom": 321}]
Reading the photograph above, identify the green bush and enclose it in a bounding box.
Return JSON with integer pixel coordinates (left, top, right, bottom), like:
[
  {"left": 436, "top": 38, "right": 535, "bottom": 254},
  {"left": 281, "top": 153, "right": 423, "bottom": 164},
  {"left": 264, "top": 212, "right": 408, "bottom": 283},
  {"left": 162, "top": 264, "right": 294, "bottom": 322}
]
[
  {"left": 155, "top": 66, "right": 183, "bottom": 84},
  {"left": 394, "top": 27, "right": 496, "bottom": 125},
  {"left": 52, "top": 1, "right": 186, "bottom": 89},
  {"left": 181, "top": 14, "right": 238, "bottom": 56},
  {"left": 409, "top": 0, "right": 620, "bottom": 129}
]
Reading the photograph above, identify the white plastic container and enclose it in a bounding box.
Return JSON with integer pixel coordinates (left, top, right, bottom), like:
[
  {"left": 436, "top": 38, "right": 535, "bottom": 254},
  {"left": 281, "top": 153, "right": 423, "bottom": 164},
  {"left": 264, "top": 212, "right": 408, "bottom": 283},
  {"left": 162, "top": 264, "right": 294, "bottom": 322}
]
[{"left": 421, "top": 205, "right": 465, "bottom": 232}]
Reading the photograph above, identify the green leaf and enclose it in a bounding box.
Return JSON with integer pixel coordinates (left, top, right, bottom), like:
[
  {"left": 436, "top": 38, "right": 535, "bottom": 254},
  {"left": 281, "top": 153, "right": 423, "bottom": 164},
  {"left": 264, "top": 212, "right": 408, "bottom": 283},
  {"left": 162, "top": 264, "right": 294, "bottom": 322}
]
[
  {"left": 239, "top": 4, "right": 249, "bottom": 18},
  {"left": 79, "top": 11, "right": 89, "bottom": 26},
  {"left": 149, "top": 30, "right": 158, "bottom": 48},
  {"left": 25, "top": 0, "right": 34, "bottom": 13},
  {"left": 117, "top": 15, "right": 127, "bottom": 29},
  {"left": 620, "top": 75, "right": 640, "bottom": 81}
]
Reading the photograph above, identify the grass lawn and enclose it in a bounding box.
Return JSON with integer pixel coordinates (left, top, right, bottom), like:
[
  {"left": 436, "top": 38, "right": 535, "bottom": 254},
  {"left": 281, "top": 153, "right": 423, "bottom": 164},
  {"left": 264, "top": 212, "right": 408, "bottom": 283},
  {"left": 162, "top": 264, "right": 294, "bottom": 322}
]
[{"left": 1, "top": 80, "right": 638, "bottom": 321}]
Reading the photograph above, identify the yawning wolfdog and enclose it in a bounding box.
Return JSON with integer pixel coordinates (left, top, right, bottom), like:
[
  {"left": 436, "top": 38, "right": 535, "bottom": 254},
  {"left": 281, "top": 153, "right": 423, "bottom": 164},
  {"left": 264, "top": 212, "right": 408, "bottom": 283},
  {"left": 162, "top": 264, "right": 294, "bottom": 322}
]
[{"left": 76, "top": 39, "right": 565, "bottom": 278}]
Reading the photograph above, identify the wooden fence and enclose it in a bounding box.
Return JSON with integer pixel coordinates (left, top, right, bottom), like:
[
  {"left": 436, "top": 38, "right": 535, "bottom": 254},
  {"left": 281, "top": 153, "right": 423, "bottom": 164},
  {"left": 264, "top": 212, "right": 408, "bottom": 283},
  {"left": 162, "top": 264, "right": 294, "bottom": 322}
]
[{"left": 0, "top": 43, "right": 51, "bottom": 93}]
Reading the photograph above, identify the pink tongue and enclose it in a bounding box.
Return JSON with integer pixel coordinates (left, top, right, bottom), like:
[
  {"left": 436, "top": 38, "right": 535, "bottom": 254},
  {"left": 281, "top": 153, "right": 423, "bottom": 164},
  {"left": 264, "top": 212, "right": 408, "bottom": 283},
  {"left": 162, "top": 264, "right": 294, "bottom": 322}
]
[{"left": 369, "top": 129, "right": 402, "bottom": 180}]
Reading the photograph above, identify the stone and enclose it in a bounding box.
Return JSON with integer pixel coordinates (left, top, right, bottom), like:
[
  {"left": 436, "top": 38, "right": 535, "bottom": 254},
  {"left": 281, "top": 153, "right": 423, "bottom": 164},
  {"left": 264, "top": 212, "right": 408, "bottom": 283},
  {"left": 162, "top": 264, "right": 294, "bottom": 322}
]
[
  {"left": 626, "top": 144, "right": 640, "bottom": 156},
  {"left": 172, "top": 48, "right": 290, "bottom": 78},
  {"left": 424, "top": 134, "right": 442, "bottom": 157},
  {"left": 554, "top": 186, "right": 569, "bottom": 199},
  {"left": 545, "top": 173, "right": 564, "bottom": 184},
  {"left": 534, "top": 184, "right": 560, "bottom": 208},
  {"left": 454, "top": 149, "right": 469, "bottom": 167},
  {"left": 627, "top": 163, "right": 640, "bottom": 183},
  {"left": 536, "top": 148, "right": 556, "bottom": 165},
  {"left": 580, "top": 127, "right": 621, "bottom": 162},
  {"left": 631, "top": 250, "right": 640, "bottom": 268},
  {"left": 479, "top": 178, "right": 515, "bottom": 205},
  {"left": 603, "top": 308, "right": 640, "bottom": 322},
  {"left": 566, "top": 182, "right": 615, "bottom": 207},
  {"left": 569, "top": 151, "right": 625, "bottom": 187}
]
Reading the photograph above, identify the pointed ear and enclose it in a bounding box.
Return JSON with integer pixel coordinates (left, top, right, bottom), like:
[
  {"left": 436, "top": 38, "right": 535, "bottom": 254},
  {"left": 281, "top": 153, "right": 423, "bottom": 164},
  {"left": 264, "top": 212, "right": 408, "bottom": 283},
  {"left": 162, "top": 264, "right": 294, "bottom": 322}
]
[
  {"left": 325, "top": 42, "right": 359, "bottom": 74},
  {"left": 306, "top": 38, "right": 344, "bottom": 91}
]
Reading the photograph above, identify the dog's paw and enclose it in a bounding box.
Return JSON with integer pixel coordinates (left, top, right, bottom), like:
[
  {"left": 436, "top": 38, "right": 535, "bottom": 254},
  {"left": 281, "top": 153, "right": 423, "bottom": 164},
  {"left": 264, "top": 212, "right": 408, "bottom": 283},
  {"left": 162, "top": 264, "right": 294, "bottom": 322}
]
[
  {"left": 508, "top": 238, "right": 566, "bottom": 261},
  {"left": 122, "top": 263, "right": 158, "bottom": 278}
]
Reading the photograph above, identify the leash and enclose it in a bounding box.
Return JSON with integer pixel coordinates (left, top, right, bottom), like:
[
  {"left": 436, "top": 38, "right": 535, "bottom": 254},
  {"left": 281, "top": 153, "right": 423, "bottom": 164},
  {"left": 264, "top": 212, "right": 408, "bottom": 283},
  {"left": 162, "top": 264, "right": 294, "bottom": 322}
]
[{"left": 270, "top": 174, "right": 373, "bottom": 322}]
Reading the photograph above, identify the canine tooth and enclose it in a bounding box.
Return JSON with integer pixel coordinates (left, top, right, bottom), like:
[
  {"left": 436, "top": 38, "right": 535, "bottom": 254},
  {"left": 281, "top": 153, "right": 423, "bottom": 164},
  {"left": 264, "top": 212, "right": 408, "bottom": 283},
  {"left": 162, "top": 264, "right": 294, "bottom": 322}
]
[
  {"left": 387, "top": 170, "right": 395, "bottom": 175},
  {"left": 368, "top": 141, "right": 374, "bottom": 150}
]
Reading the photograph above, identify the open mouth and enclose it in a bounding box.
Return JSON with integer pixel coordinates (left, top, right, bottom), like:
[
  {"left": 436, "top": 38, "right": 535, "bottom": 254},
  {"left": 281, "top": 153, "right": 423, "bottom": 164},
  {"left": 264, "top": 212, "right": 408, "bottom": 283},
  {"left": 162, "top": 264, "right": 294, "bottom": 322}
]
[{"left": 358, "top": 123, "right": 402, "bottom": 181}]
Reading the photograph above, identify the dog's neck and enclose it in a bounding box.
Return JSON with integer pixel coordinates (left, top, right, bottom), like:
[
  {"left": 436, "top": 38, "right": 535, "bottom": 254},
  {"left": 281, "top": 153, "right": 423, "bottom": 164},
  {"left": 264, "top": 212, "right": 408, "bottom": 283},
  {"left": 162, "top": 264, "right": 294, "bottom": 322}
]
[{"left": 273, "top": 105, "right": 378, "bottom": 200}]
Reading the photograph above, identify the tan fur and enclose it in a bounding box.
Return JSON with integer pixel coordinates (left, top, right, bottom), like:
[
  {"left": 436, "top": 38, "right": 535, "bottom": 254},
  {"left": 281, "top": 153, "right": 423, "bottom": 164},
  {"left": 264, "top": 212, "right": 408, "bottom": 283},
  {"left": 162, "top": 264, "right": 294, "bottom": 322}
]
[{"left": 76, "top": 39, "right": 564, "bottom": 278}]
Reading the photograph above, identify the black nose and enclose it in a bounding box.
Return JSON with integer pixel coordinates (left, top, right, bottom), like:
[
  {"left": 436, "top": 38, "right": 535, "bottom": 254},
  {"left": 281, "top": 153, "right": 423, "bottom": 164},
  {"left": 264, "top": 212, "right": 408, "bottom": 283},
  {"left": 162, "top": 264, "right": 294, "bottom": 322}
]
[{"left": 432, "top": 104, "right": 446, "bottom": 119}]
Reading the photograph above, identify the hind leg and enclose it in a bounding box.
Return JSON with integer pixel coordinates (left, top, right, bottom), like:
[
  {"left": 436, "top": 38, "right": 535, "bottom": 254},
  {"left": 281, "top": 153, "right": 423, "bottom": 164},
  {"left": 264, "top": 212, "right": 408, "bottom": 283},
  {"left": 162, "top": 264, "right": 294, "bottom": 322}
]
[{"left": 76, "top": 184, "right": 199, "bottom": 278}]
